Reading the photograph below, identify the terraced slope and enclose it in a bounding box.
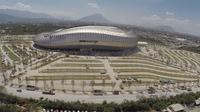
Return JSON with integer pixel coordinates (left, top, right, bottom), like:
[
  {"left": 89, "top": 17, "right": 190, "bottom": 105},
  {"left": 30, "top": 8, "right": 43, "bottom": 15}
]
[
  {"left": 0, "top": 48, "right": 4, "bottom": 69},
  {"left": 141, "top": 45, "right": 200, "bottom": 72},
  {"left": 28, "top": 58, "right": 109, "bottom": 81},
  {"left": 2, "top": 45, "right": 20, "bottom": 62},
  {"left": 162, "top": 49, "right": 199, "bottom": 68},
  {"left": 109, "top": 55, "right": 199, "bottom": 82},
  {"left": 8, "top": 45, "right": 29, "bottom": 58}
]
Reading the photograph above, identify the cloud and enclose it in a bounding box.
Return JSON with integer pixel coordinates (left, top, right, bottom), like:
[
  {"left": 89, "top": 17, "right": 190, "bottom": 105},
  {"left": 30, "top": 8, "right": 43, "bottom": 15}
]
[
  {"left": 138, "top": 14, "right": 200, "bottom": 36},
  {"left": 0, "top": 2, "right": 31, "bottom": 10},
  {"left": 139, "top": 0, "right": 165, "bottom": 3},
  {"left": 15, "top": 2, "right": 31, "bottom": 9},
  {"left": 197, "top": 24, "right": 200, "bottom": 27},
  {"left": 150, "top": 14, "right": 162, "bottom": 20},
  {"left": 165, "top": 18, "right": 189, "bottom": 25},
  {"left": 141, "top": 14, "right": 190, "bottom": 27},
  {"left": 165, "top": 11, "right": 175, "bottom": 16},
  {"left": 88, "top": 2, "right": 100, "bottom": 9}
]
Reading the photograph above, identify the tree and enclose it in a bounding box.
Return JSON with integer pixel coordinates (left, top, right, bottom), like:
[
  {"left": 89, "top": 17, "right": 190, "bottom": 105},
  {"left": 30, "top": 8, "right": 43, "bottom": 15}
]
[
  {"left": 197, "top": 79, "right": 200, "bottom": 86},
  {"left": 17, "top": 77, "right": 22, "bottom": 87},
  {"left": 172, "top": 83, "right": 175, "bottom": 89},
  {"left": 111, "top": 82, "right": 116, "bottom": 92},
  {"left": 90, "top": 80, "right": 95, "bottom": 91},
  {"left": 50, "top": 80, "right": 54, "bottom": 90},
  {"left": 127, "top": 81, "right": 132, "bottom": 91},
  {"left": 71, "top": 80, "right": 75, "bottom": 92},
  {"left": 29, "top": 55, "right": 32, "bottom": 67},
  {"left": 102, "top": 78, "right": 106, "bottom": 91},
  {"left": 43, "top": 80, "right": 48, "bottom": 90},
  {"left": 82, "top": 81, "right": 86, "bottom": 93},
  {"left": 183, "top": 80, "right": 186, "bottom": 87},
  {"left": 25, "top": 76, "right": 29, "bottom": 85},
  {"left": 177, "top": 81, "right": 180, "bottom": 88},
  {"left": 34, "top": 77, "right": 38, "bottom": 87},
  {"left": 13, "top": 62, "right": 16, "bottom": 72},
  {"left": 0, "top": 104, "right": 23, "bottom": 112},
  {"left": 61, "top": 79, "right": 65, "bottom": 91},
  {"left": 2, "top": 70, "right": 7, "bottom": 85}
]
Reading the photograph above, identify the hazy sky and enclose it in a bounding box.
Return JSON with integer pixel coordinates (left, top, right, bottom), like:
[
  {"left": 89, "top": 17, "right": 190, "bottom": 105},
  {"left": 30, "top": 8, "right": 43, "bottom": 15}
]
[{"left": 0, "top": 0, "right": 200, "bottom": 36}]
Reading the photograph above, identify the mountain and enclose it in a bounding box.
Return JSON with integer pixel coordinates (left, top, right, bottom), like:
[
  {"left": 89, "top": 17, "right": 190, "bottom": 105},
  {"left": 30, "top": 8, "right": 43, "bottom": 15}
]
[
  {"left": 0, "top": 9, "right": 53, "bottom": 19},
  {"left": 0, "top": 14, "right": 22, "bottom": 23},
  {"left": 154, "top": 25, "right": 175, "bottom": 32},
  {"left": 0, "top": 13, "right": 62, "bottom": 23},
  {"left": 79, "top": 13, "right": 111, "bottom": 23}
]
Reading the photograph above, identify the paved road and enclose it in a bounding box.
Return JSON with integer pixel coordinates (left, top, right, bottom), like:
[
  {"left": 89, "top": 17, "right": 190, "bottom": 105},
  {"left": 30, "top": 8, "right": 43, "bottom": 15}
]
[
  {"left": 100, "top": 59, "right": 122, "bottom": 91},
  {"left": 4, "top": 84, "right": 200, "bottom": 104}
]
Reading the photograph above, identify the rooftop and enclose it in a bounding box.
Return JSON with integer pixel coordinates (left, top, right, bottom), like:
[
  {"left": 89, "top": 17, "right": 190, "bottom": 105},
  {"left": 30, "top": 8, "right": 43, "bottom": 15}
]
[
  {"left": 168, "top": 103, "right": 185, "bottom": 112},
  {"left": 51, "top": 26, "right": 132, "bottom": 37}
]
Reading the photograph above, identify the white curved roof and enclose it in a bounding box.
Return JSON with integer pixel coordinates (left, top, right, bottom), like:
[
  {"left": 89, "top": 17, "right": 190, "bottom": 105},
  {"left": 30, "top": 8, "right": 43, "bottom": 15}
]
[{"left": 51, "top": 26, "right": 130, "bottom": 37}]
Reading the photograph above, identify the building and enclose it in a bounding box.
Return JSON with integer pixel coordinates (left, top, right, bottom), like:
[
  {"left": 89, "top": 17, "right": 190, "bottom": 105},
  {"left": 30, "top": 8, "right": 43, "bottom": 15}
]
[
  {"left": 33, "top": 26, "right": 138, "bottom": 50},
  {"left": 162, "top": 103, "right": 186, "bottom": 112},
  {"left": 195, "top": 97, "right": 200, "bottom": 105}
]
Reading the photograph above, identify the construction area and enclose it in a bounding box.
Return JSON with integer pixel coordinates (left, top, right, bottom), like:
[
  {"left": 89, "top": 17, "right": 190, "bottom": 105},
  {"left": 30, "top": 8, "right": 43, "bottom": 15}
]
[{"left": 0, "top": 35, "right": 200, "bottom": 103}]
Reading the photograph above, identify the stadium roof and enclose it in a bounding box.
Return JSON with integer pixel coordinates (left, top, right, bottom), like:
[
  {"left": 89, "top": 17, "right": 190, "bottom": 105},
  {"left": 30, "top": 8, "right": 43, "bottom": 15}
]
[{"left": 51, "top": 26, "right": 130, "bottom": 37}]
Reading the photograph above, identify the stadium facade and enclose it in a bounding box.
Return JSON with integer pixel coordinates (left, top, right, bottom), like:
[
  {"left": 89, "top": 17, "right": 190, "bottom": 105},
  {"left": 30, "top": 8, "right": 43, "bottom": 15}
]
[{"left": 33, "top": 26, "right": 138, "bottom": 50}]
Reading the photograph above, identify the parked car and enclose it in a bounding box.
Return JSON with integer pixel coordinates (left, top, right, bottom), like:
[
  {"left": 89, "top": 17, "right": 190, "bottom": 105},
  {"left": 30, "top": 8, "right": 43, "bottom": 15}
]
[
  {"left": 42, "top": 90, "right": 55, "bottom": 95},
  {"left": 16, "top": 89, "right": 22, "bottom": 92}
]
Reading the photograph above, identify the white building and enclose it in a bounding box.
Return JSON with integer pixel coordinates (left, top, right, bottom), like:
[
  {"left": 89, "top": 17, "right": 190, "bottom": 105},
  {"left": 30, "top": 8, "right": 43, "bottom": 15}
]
[{"left": 162, "top": 103, "right": 186, "bottom": 112}]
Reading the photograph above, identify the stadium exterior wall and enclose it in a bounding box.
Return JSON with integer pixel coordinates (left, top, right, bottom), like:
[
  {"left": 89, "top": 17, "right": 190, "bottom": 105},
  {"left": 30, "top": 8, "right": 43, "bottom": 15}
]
[{"left": 33, "top": 26, "right": 138, "bottom": 50}]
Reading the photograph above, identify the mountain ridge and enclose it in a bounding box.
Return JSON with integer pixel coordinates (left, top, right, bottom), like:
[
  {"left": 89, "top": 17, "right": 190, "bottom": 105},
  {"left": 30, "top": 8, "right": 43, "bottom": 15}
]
[
  {"left": 79, "top": 13, "right": 111, "bottom": 24},
  {"left": 0, "top": 9, "right": 54, "bottom": 19}
]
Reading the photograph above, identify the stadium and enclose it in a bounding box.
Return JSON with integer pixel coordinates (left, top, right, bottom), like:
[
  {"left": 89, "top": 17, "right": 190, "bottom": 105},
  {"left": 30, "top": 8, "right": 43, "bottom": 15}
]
[{"left": 33, "top": 26, "right": 138, "bottom": 50}]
